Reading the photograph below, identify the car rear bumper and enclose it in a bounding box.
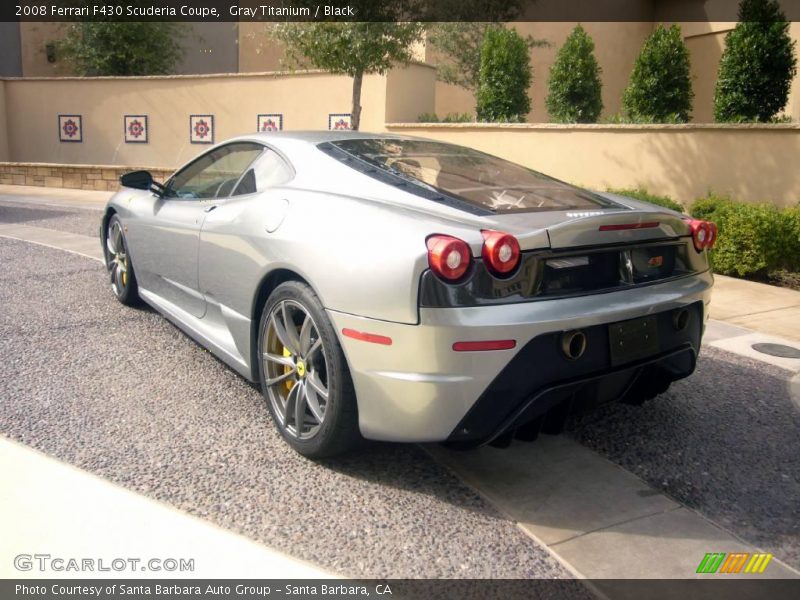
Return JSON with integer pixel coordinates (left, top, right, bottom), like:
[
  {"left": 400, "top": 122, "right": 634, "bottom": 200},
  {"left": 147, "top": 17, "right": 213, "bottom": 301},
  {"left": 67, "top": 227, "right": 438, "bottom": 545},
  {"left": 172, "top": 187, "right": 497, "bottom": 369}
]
[{"left": 327, "top": 270, "right": 713, "bottom": 443}]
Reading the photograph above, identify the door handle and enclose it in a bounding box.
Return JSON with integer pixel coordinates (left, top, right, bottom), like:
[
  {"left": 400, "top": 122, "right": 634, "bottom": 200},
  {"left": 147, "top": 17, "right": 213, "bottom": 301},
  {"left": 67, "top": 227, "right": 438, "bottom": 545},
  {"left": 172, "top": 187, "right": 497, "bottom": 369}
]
[{"left": 204, "top": 205, "right": 218, "bottom": 213}]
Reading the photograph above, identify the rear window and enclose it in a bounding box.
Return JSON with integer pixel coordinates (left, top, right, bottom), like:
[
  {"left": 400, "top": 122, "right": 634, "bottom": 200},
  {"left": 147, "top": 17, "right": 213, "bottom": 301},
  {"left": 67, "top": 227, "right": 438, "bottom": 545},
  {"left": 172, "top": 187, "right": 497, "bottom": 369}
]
[{"left": 325, "top": 139, "right": 620, "bottom": 213}]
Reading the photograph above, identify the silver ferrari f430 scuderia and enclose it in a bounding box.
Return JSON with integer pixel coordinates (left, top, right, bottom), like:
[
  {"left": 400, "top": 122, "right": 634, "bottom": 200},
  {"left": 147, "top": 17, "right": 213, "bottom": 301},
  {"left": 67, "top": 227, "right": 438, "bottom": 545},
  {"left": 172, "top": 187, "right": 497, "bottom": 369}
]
[{"left": 102, "top": 132, "right": 716, "bottom": 457}]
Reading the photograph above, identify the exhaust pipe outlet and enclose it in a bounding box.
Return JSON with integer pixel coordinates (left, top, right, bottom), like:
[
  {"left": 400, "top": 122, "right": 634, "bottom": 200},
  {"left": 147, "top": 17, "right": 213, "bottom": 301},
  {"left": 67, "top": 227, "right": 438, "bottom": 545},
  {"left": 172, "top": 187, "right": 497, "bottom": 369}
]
[
  {"left": 561, "top": 330, "right": 587, "bottom": 360},
  {"left": 672, "top": 308, "right": 689, "bottom": 332}
]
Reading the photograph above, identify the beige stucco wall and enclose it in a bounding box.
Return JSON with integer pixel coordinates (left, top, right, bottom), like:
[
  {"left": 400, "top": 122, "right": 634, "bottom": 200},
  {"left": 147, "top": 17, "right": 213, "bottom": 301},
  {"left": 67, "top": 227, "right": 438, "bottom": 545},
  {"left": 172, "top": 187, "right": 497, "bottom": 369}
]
[
  {"left": 385, "top": 63, "right": 437, "bottom": 123},
  {"left": 684, "top": 28, "right": 730, "bottom": 123},
  {"left": 19, "top": 23, "right": 72, "bottom": 77},
  {"left": 238, "top": 23, "right": 285, "bottom": 73},
  {"left": 1, "top": 66, "right": 433, "bottom": 168},
  {"left": 386, "top": 123, "right": 800, "bottom": 207},
  {"left": 0, "top": 81, "right": 8, "bottom": 161}
]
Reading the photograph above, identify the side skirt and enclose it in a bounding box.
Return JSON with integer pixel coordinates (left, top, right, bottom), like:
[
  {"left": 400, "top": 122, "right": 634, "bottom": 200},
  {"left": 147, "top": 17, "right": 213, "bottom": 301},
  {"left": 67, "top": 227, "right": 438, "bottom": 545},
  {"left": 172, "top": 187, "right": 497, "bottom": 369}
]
[{"left": 138, "top": 287, "right": 255, "bottom": 382}]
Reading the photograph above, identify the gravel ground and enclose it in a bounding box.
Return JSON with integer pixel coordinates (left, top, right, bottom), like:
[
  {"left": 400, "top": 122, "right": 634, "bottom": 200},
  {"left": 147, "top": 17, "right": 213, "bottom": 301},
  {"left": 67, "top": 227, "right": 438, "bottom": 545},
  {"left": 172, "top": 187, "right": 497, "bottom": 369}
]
[
  {"left": 3, "top": 201, "right": 797, "bottom": 579},
  {"left": 567, "top": 347, "right": 800, "bottom": 570},
  {"left": 0, "top": 237, "right": 572, "bottom": 580},
  {"left": 0, "top": 201, "right": 101, "bottom": 237}
]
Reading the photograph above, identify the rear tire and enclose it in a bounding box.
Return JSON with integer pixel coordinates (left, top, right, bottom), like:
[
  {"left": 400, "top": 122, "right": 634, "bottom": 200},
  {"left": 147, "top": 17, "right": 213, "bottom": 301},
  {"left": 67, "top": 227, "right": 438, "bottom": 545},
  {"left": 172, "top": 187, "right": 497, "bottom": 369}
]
[
  {"left": 257, "top": 281, "right": 361, "bottom": 458},
  {"left": 104, "top": 214, "right": 140, "bottom": 306}
]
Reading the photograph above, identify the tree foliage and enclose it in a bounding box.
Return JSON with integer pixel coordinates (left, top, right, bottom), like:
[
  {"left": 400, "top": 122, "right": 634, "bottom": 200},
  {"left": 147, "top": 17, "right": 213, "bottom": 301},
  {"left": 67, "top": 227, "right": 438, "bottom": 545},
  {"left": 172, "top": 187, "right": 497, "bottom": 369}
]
[
  {"left": 622, "top": 25, "right": 694, "bottom": 123},
  {"left": 427, "top": 22, "right": 547, "bottom": 91},
  {"left": 59, "top": 22, "right": 184, "bottom": 76},
  {"left": 272, "top": 21, "right": 424, "bottom": 130},
  {"left": 475, "top": 27, "right": 532, "bottom": 122},
  {"left": 546, "top": 25, "right": 603, "bottom": 123},
  {"left": 713, "top": 0, "right": 798, "bottom": 122}
]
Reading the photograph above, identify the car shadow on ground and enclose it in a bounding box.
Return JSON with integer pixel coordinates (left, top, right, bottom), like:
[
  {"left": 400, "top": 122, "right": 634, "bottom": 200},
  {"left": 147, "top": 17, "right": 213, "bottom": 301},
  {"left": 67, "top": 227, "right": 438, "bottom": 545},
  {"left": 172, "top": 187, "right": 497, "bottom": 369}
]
[
  {"left": 318, "top": 441, "right": 503, "bottom": 519},
  {"left": 0, "top": 204, "right": 73, "bottom": 224}
]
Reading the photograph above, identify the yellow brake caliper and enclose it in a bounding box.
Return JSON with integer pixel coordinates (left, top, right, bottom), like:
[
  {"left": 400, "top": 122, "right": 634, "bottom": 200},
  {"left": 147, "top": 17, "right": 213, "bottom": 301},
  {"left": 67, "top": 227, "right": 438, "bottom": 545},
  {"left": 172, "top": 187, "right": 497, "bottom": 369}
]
[{"left": 283, "top": 346, "right": 295, "bottom": 392}]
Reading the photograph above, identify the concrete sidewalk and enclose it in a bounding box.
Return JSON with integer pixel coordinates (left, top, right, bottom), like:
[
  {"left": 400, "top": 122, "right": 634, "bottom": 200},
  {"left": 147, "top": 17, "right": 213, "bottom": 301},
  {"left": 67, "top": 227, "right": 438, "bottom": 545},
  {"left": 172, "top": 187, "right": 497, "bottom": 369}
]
[
  {"left": 0, "top": 184, "right": 112, "bottom": 210},
  {"left": 711, "top": 275, "right": 800, "bottom": 342},
  {"left": 0, "top": 437, "right": 336, "bottom": 579}
]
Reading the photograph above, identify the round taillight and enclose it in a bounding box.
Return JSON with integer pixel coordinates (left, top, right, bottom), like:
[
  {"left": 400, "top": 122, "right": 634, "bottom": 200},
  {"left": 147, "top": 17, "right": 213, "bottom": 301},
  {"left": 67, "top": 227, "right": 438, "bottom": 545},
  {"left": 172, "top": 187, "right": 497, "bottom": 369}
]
[
  {"left": 687, "top": 219, "right": 717, "bottom": 252},
  {"left": 426, "top": 234, "right": 472, "bottom": 281},
  {"left": 706, "top": 222, "right": 718, "bottom": 249},
  {"left": 481, "top": 230, "right": 521, "bottom": 276}
]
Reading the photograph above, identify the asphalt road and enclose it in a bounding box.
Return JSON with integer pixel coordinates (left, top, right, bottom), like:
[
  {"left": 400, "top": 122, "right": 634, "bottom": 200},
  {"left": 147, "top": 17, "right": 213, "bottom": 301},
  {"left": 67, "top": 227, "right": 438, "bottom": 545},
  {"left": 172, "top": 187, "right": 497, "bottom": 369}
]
[{"left": 1, "top": 201, "right": 798, "bottom": 577}]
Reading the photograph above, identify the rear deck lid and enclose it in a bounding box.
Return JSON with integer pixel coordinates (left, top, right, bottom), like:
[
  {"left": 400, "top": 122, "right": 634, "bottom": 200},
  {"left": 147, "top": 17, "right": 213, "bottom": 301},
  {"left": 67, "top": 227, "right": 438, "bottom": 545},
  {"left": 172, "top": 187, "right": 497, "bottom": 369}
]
[{"left": 318, "top": 137, "right": 688, "bottom": 249}]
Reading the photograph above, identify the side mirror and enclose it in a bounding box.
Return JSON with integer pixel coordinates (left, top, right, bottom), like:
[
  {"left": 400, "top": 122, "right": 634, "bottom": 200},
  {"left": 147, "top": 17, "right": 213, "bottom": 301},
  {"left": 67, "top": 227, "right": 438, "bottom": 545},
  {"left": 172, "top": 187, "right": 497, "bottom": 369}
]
[
  {"left": 120, "top": 170, "right": 166, "bottom": 198},
  {"left": 120, "top": 170, "right": 153, "bottom": 190}
]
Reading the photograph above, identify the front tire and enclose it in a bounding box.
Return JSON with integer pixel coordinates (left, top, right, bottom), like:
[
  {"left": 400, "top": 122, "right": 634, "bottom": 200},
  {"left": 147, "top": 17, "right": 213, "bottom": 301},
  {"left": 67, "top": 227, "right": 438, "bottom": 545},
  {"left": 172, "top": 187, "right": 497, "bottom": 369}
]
[
  {"left": 104, "top": 214, "right": 140, "bottom": 306},
  {"left": 257, "top": 281, "right": 361, "bottom": 458}
]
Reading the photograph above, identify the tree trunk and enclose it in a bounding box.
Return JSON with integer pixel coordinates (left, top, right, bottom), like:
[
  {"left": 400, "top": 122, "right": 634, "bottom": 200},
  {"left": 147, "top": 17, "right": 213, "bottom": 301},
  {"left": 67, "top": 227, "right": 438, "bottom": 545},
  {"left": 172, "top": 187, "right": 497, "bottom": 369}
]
[{"left": 351, "top": 70, "right": 363, "bottom": 131}]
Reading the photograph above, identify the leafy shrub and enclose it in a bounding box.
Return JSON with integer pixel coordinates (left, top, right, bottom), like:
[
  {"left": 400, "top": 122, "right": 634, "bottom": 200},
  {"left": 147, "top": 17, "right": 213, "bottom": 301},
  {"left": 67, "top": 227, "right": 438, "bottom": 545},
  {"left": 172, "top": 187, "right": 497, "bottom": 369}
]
[
  {"left": 59, "top": 22, "right": 184, "bottom": 76},
  {"left": 416, "top": 112, "right": 474, "bottom": 123},
  {"left": 714, "top": 0, "right": 798, "bottom": 122},
  {"left": 689, "top": 194, "right": 737, "bottom": 221},
  {"left": 608, "top": 188, "right": 684, "bottom": 212},
  {"left": 622, "top": 25, "right": 694, "bottom": 123},
  {"left": 600, "top": 113, "right": 686, "bottom": 124},
  {"left": 417, "top": 112, "right": 440, "bottom": 123},
  {"left": 546, "top": 25, "right": 603, "bottom": 123},
  {"left": 476, "top": 27, "right": 532, "bottom": 123},
  {"left": 690, "top": 194, "right": 798, "bottom": 277},
  {"left": 442, "top": 112, "right": 474, "bottom": 123}
]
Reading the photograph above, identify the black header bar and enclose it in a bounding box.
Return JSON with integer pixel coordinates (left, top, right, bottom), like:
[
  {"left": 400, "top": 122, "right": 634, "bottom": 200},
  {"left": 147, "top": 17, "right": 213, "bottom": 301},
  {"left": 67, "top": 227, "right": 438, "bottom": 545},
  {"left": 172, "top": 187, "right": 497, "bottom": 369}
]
[
  {"left": 4, "top": 579, "right": 800, "bottom": 600},
  {"left": 4, "top": 0, "right": 800, "bottom": 23}
]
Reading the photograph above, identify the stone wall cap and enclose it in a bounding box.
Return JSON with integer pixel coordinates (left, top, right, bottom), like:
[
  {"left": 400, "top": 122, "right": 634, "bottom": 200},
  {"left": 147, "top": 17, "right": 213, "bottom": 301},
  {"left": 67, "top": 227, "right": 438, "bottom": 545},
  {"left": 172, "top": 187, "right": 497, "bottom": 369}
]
[
  {"left": 0, "top": 62, "right": 433, "bottom": 82},
  {"left": 0, "top": 161, "right": 175, "bottom": 171},
  {"left": 386, "top": 122, "right": 800, "bottom": 131}
]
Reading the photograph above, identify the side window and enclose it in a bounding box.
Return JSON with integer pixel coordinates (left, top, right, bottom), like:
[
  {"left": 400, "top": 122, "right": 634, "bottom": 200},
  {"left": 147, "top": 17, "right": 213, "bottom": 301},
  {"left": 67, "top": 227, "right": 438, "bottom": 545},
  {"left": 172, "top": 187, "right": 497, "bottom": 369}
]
[
  {"left": 232, "top": 169, "right": 256, "bottom": 196},
  {"left": 252, "top": 149, "right": 293, "bottom": 191},
  {"left": 167, "top": 143, "right": 263, "bottom": 199}
]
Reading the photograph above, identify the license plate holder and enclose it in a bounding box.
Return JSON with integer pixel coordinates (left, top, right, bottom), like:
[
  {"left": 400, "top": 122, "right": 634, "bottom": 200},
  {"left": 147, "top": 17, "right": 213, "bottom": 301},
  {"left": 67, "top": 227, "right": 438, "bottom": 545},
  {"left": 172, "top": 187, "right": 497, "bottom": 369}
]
[{"left": 608, "top": 316, "right": 660, "bottom": 366}]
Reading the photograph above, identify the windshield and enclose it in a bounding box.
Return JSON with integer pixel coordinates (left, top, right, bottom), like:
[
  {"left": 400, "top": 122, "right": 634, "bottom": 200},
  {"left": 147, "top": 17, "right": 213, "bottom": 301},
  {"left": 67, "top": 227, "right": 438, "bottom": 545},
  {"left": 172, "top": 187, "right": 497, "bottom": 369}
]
[{"left": 327, "top": 139, "right": 620, "bottom": 213}]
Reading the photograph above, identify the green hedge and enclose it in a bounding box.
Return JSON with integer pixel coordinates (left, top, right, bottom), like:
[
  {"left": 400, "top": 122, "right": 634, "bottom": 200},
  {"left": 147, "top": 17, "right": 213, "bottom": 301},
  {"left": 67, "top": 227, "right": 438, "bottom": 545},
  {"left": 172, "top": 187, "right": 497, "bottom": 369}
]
[{"left": 689, "top": 194, "right": 800, "bottom": 276}]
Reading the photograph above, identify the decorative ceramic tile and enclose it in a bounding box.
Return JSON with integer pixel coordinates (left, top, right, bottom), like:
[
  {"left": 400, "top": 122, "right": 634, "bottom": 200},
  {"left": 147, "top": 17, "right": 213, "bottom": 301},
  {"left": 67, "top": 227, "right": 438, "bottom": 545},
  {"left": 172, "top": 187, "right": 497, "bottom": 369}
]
[
  {"left": 328, "top": 113, "right": 352, "bottom": 131},
  {"left": 58, "top": 114, "right": 82, "bottom": 142},
  {"left": 190, "top": 114, "right": 214, "bottom": 144},
  {"left": 257, "top": 114, "right": 283, "bottom": 132},
  {"left": 124, "top": 115, "right": 148, "bottom": 143}
]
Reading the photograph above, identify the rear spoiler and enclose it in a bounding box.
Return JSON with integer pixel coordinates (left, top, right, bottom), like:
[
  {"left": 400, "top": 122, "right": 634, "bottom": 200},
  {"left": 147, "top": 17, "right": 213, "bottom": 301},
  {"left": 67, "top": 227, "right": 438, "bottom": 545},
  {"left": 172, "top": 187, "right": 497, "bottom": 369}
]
[{"left": 546, "top": 211, "right": 689, "bottom": 249}]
